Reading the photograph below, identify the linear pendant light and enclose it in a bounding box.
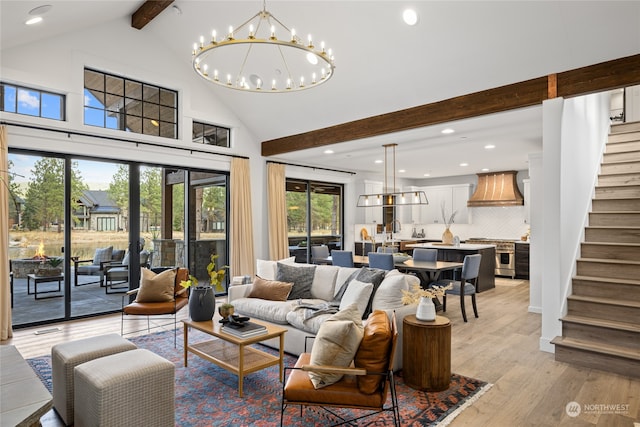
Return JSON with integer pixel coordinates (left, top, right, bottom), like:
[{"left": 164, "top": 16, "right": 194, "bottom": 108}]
[{"left": 357, "top": 143, "right": 428, "bottom": 207}]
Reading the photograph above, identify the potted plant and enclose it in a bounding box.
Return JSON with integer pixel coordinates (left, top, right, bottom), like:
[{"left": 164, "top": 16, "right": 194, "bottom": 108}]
[
  {"left": 401, "top": 282, "right": 452, "bottom": 321},
  {"left": 38, "top": 257, "right": 63, "bottom": 276},
  {"left": 180, "top": 254, "right": 228, "bottom": 321}
]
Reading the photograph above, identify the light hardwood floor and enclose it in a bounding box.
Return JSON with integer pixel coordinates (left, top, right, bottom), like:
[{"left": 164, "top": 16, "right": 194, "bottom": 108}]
[{"left": 4, "top": 281, "right": 639, "bottom": 426}]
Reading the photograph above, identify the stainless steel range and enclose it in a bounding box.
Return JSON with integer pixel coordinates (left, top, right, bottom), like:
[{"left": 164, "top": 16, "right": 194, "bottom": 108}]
[{"left": 465, "top": 238, "right": 516, "bottom": 278}]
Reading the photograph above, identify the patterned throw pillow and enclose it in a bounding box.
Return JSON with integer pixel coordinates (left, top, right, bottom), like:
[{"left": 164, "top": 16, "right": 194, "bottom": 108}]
[
  {"left": 275, "top": 262, "right": 316, "bottom": 300},
  {"left": 92, "top": 246, "right": 113, "bottom": 265}
]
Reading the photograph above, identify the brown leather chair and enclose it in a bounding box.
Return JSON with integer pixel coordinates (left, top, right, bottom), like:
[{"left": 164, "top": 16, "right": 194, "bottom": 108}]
[
  {"left": 280, "top": 311, "right": 400, "bottom": 426},
  {"left": 121, "top": 267, "right": 189, "bottom": 347}
]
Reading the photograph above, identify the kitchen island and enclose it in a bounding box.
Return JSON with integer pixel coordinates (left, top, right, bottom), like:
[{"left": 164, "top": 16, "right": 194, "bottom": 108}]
[{"left": 407, "top": 243, "right": 496, "bottom": 292}]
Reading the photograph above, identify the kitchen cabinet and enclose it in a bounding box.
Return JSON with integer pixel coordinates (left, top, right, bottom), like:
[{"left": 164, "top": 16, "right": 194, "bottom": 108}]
[
  {"left": 515, "top": 242, "right": 530, "bottom": 279},
  {"left": 409, "top": 243, "right": 495, "bottom": 292},
  {"left": 412, "top": 184, "right": 471, "bottom": 224},
  {"left": 363, "top": 180, "right": 383, "bottom": 224}
]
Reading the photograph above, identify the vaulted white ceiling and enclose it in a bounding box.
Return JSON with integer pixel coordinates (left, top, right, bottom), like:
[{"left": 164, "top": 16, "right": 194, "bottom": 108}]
[{"left": 2, "top": 1, "right": 639, "bottom": 179}]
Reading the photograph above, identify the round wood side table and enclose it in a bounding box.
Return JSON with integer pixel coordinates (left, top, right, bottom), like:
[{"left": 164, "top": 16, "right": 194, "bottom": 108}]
[{"left": 402, "top": 314, "right": 451, "bottom": 391}]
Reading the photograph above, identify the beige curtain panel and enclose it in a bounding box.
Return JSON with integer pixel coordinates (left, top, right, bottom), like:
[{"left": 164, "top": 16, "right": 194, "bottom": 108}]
[
  {"left": 1, "top": 126, "right": 13, "bottom": 340},
  {"left": 230, "top": 157, "right": 255, "bottom": 278},
  {"left": 267, "top": 163, "right": 289, "bottom": 260}
]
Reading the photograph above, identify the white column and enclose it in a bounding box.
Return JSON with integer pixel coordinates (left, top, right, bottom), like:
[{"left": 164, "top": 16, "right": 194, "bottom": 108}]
[{"left": 528, "top": 153, "right": 542, "bottom": 313}]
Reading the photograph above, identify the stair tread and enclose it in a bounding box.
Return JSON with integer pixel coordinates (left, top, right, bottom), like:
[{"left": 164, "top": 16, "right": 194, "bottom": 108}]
[
  {"left": 578, "top": 257, "right": 640, "bottom": 266},
  {"left": 585, "top": 225, "right": 640, "bottom": 229},
  {"left": 567, "top": 294, "right": 640, "bottom": 308},
  {"left": 581, "top": 241, "right": 640, "bottom": 247},
  {"left": 551, "top": 336, "right": 640, "bottom": 360},
  {"left": 574, "top": 275, "right": 640, "bottom": 286},
  {"left": 561, "top": 314, "right": 640, "bottom": 333}
]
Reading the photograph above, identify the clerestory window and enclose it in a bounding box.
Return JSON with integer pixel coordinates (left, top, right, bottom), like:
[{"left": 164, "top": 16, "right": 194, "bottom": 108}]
[
  {"left": 1, "top": 82, "right": 65, "bottom": 121},
  {"left": 83, "top": 68, "right": 178, "bottom": 139}
]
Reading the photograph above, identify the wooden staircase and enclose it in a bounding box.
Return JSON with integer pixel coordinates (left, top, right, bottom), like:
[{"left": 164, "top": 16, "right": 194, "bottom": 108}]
[{"left": 552, "top": 121, "right": 640, "bottom": 378}]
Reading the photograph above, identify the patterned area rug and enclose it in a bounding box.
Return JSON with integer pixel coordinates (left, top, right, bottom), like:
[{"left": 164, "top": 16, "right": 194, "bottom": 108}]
[{"left": 28, "top": 329, "right": 491, "bottom": 426}]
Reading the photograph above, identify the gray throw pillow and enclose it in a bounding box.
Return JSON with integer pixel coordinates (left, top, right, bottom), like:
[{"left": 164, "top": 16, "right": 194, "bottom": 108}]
[
  {"left": 276, "top": 262, "right": 316, "bottom": 300},
  {"left": 92, "top": 246, "right": 113, "bottom": 265},
  {"left": 356, "top": 267, "right": 386, "bottom": 318}
]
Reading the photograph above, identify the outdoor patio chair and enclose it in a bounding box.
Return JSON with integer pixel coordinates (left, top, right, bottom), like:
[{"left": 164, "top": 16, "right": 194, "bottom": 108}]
[
  {"left": 103, "top": 250, "right": 151, "bottom": 294},
  {"left": 281, "top": 311, "right": 400, "bottom": 426},
  {"left": 73, "top": 246, "right": 125, "bottom": 287}
]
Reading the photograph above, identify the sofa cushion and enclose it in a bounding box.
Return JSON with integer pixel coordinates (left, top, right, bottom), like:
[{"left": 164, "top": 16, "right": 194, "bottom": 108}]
[
  {"left": 354, "top": 268, "right": 386, "bottom": 318},
  {"left": 276, "top": 263, "right": 316, "bottom": 300},
  {"left": 232, "top": 298, "right": 305, "bottom": 325},
  {"left": 339, "top": 279, "right": 374, "bottom": 316},
  {"left": 334, "top": 267, "right": 361, "bottom": 298},
  {"left": 248, "top": 277, "right": 293, "bottom": 301},
  {"left": 354, "top": 310, "right": 392, "bottom": 394},
  {"left": 256, "top": 257, "right": 296, "bottom": 280},
  {"left": 285, "top": 309, "right": 332, "bottom": 335},
  {"left": 308, "top": 304, "right": 364, "bottom": 389},
  {"left": 371, "top": 273, "right": 409, "bottom": 310},
  {"left": 136, "top": 268, "right": 176, "bottom": 303}
]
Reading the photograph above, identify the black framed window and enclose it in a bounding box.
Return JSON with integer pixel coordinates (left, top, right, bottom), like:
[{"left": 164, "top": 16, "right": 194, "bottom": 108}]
[
  {"left": 286, "top": 179, "right": 344, "bottom": 263},
  {"left": 1, "top": 82, "right": 65, "bottom": 120},
  {"left": 83, "top": 68, "right": 178, "bottom": 139},
  {"left": 192, "top": 121, "right": 230, "bottom": 147}
]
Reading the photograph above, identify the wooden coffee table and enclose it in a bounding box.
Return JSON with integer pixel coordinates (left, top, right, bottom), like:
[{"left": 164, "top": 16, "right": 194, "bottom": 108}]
[{"left": 182, "top": 318, "right": 287, "bottom": 397}]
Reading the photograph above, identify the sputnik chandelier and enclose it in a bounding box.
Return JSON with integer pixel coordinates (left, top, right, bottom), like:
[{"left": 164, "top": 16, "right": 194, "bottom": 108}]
[{"left": 191, "top": 1, "right": 335, "bottom": 93}]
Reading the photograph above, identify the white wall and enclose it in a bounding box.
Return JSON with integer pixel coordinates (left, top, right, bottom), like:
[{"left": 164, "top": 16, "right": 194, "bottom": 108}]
[
  {"left": 0, "top": 18, "right": 269, "bottom": 261},
  {"left": 539, "top": 92, "right": 610, "bottom": 353}
]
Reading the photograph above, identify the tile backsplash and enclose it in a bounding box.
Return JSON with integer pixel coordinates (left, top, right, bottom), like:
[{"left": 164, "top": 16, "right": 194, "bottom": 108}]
[{"left": 356, "top": 206, "right": 530, "bottom": 242}]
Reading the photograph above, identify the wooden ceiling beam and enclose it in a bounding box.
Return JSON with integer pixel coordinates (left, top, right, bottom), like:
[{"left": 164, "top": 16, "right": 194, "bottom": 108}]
[
  {"left": 131, "top": 0, "right": 174, "bottom": 30},
  {"left": 262, "top": 54, "right": 640, "bottom": 157}
]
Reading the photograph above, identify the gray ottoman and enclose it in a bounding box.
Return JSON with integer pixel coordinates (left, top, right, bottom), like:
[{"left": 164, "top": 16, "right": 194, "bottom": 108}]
[
  {"left": 74, "top": 349, "right": 175, "bottom": 427},
  {"left": 52, "top": 334, "right": 137, "bottom": 425}
]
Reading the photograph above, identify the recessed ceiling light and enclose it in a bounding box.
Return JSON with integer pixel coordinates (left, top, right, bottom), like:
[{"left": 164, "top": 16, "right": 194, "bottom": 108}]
[
  {"left": 375, "top": 159, "right": 383, "bottom": 164},
  {"left": 323, "top": 149, "right": 334, "bottom": 154},
  {"left": 441, "top": 128, "right": 455, "bottom": 134},
  {"left": 307, "top": 53, "right": 319, "bottom": 65},
  {"left": 482, "top": 168, "right": 490, "bottom": 172},
  {"left": 484, "top": 144, "right": 496, "bottom": 149},
  {"left": 459, "top": 162, "right": 469, "bottom": 167},
  {"left": 402, "top": 9, "right": 418, "bottom": 26},
  {"left": 423, "top": 173, "right": 430, "bottom": 177},
  {"left": 398, "top": 169, "right": 406, "bottom": 173},
  {"left": 150, "top": 120, "right": 159, "bottom": 127},
  {"left": 25, "top": 16, "right": 43, "bottom": 25}
]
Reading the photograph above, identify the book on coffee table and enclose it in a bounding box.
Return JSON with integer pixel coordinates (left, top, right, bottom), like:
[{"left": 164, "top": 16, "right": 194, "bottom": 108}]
[{"left": 221, "top": 321, "right": 268, "bottom": 338}]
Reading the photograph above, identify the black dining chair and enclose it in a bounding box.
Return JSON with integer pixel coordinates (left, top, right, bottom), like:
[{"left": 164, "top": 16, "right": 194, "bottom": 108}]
[
  {"left": 368, "top": 252, "right": 395, "bottom": 271},
  {"left": 331, "top": 250, "right": 354, "bottom": 268}
]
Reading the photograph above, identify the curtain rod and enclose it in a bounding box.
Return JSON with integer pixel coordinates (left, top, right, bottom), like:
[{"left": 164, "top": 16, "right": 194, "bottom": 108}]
[
  {"left": 267, "top": 160, "right": 356, "bottom": 175},
  {"left": 0, "top": 121, "right": 249, "bottom": 159}
]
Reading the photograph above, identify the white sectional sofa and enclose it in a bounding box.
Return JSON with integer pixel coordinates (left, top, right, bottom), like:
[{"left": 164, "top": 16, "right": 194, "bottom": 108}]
[{"left": 227, "top": 259, "right": 419, "bottom": 371}]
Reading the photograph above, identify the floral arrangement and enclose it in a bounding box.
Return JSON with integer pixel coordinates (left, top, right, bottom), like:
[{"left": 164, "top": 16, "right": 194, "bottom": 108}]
[
  {"left": 180, "top": 254, "right": 228, "bottom": 292},
  {"left": 441, "top": 201, "right": 457, "bottom": 228},
  {"left": 401, "top": 282, "right": 452, "bottom": 305}
]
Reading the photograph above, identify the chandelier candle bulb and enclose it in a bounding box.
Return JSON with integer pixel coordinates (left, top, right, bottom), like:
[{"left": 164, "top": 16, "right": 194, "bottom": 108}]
[
  {"left": 312, "top": 72, "right": 317, "bottom": 84},
  {"left": 308, "top": 34, "right": 313, "bottom": 47},
  {"left": 199, "top": 35, "right": 204, "bottom": 47},
  {"left": 249, "top": 25, "right": 254, "bottom": 38},
  {"left": 227, "top": 74, "right": 231, "bottom": 85},
  {"left": 256, "top": 78, "right": 262, "bottom": 90},
  {"left": 213, "top": 70, "right": 218, "bottom": 81},
  {"left": 211, "top": 30, "right": 216, "bottom": 43},
  {"left": 228, "top": 26, "right": 233, "bottom": 39},
  {"left": 270, "top": 25, "right": 275, "bottom": 39},
  {"left": 271, "top": 79, "right": 276, "bottom": 90},
  {"left": 300, "top": 76, "right": 304, "bottom": 87},
  {"left": 202, "top": 64, "right": 208, "bottom": 76},
  {"left": 291, "top": 28, "right": 296, "bottom": 42}
]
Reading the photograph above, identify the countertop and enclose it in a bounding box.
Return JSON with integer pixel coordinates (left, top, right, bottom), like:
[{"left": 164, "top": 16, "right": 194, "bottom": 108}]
[{"left": 407, "top": 242, "right": 497, "bottom": 250}]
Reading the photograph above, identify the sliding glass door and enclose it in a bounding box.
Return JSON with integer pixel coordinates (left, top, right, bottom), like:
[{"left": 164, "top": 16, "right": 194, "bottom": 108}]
[
  {"left": 286, "top": 179, "right": 343, "bottom": 263},
  {"left": 8, "top": 150, "right": 230, "bottom": 328}
]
